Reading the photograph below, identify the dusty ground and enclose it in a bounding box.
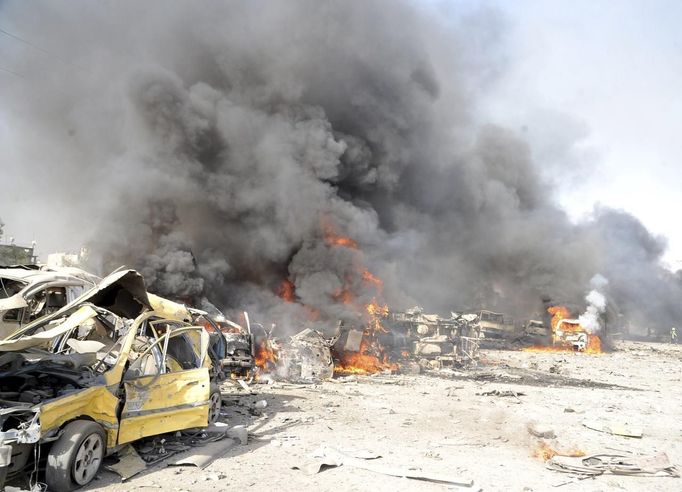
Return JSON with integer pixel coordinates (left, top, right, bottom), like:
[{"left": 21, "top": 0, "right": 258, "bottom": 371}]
[{"left": 80, "top": 340, "right": 680, "bottom": 492}]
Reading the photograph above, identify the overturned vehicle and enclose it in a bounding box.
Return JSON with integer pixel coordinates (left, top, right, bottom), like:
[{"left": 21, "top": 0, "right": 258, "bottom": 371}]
[
  {"left": 0, "top": 270, "right": 222, "bottom": 491},
  {"left": 388, "top": 307, "right": 481, "bottom": 366}
]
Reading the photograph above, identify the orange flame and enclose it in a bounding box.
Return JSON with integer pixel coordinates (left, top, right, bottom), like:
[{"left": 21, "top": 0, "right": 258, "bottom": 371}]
[
  {"left": 286, "top": 216, "right": 398, "bottom": 376},
  {"left": 548, "top": 305, "right": 571, "bottom": 331},
  {"left": 334, "top": 294, "right": 397, "bottom": 375},
  {"left": 334, "top": 339, "right": 397, "bottom": 375},
  {"left": 362, "top": 269, "right": 383, "bottom": 292},
  {"left": 524, "top": 305, "right": 602, "bottom": 354},
  {"left": 333, "top": 287, "right": 355, "bottom": 305},
  {"left": 585, "top": 334, "right": 602, "bottom": 354},
  {"left": 322, "top": 218, "right": 358, "bottom": 249},
  {"left": 277, "top": 279, "right": 296, "bottom": 302},
  {"left": 255, "top": 340, "right": 277, "bottom": 369},
  {"left": 533, "top": 441, "right": 585, "bottom": 462}
]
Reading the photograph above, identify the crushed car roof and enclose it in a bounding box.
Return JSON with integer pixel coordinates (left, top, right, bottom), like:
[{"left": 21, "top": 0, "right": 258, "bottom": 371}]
[
  {"left": 6, "top": 269, "right": 154, "bottom": 340},
  {"left": 0, "top": 265, "right": 99, "bottom": 284}
]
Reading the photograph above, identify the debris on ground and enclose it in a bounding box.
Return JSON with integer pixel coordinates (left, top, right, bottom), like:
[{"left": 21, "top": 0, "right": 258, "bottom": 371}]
[
  {"left": 527, "top": 422, "right": 557, "bottom": 439},
  {"left": 0, "top": 262, "right": 679, "bottom": 492},
  {"left": 479, "top": 389, "right": 525, "bottom": 400},
  {"left": 547, "top": 452, "right": 679, "bottom": 478},
  {"left": 582, "top": 420, "right": 643, "bottom": 438},
  {"left": 104, "top": 445, "right": 147, "bottom": 480},
  {"left": 293, "top": 445, "right": 475, "bottom": 487}
]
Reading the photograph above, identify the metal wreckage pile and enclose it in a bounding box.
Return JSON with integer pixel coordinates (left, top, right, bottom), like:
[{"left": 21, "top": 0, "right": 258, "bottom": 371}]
[
  {"left": 254, "top": 307, "right": 481, "bottom": 384},
  {"left": 0, "top": 264, "right": 481, "bottom": 491},
  {"left": 0, "top": 267, "right": 255, "bottom": 491}
]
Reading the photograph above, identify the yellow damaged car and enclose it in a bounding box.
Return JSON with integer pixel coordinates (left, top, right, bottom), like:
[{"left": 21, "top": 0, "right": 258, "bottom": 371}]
[{"left": 0, "top": 270, "right": 222, "bottom": 491}]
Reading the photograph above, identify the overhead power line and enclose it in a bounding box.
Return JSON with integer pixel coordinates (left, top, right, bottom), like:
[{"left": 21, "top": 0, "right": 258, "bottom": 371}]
[
  {"left": 0, "top": 65, "right": 23, "bottom": 78},
  {"left": 0, "top": 27, "right": 54, "bottom": 57},
  {"left": 0, "top": 26, "right": 83, "bottom": 70}
]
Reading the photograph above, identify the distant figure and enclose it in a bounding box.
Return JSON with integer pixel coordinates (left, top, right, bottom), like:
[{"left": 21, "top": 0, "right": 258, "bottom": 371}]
[
  {"left": 672, "top": 327, "right": 678, "bottom": 344},
  {"left": 647, "top": 326, "right": 653, "bottom": 338}
]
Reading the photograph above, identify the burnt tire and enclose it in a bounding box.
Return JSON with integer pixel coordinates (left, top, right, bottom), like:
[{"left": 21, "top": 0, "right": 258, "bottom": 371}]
[
  {"left": 46, "top": 420, "right": 106, "bottom": 491},
  {"left": 208, "top": 384, "right": 222, "bottom": 425}
]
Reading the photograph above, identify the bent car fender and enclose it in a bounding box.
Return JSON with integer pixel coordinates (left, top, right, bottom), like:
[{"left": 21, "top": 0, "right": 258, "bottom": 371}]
[{"left": 39, "top": 386, "right": 120, "bottom": 448}]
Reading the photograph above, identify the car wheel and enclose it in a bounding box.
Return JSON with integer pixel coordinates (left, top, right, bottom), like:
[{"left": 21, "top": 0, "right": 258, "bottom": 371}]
[
  {"left": 46, "top": 420, "right": 106, "bottom": 491},
  {"left": 208, "top": 384, "right": 222, "bottom": 424}
]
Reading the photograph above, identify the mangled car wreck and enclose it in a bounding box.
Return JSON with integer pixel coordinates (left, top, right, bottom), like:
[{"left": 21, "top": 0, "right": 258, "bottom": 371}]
[
  {"left": 389, "top": 307, "right": 481, "bottom": 366},
  {"left": 256, "top": 327, "right": 336, "bottom": 383},
  {"left": 0, "top": 265, "right": 98, "bottom": 339},
  {"left": 195, "top": 310, "right": 255, "bottom": 380},
  {"left": 0, "top": 270, "right": 223, "bottom": 491}
]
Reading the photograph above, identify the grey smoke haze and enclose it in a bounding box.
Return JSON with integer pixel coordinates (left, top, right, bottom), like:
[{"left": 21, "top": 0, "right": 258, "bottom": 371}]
[{"left": 1, "top": 1, "right": 681, "bottom": 333}]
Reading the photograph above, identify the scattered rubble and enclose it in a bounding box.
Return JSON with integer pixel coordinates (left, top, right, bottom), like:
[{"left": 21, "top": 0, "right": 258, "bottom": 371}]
[
  {"left": 547, "top": 452, "right": 679, "bottom": 478},
  {"left": 527, "top": 422, "right": 557, "bottom": 439},
  {"left": 582, "top": 420, "right": 643, "bottom": 438},
  {"left": 0, "top": 264, "right": 678, "bottom": 491},
  {"left": 294, "top": 445, "right": 475, "bottom": 487}
]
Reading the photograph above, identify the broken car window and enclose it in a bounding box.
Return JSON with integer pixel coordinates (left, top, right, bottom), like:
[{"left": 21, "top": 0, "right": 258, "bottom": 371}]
[
  {"left": 0, "top": 277, "right": 26, "bottom": 299},
  {"left": 2, "top": 308, "right": 23, "bottom": 323}
]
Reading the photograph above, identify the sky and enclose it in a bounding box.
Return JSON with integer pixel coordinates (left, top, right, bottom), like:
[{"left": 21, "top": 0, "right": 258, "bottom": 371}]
[
  {"left": 1, "top": 1, "right": 682, "bottom": 271},
  {"left": 470, "top": 0, "right": 682, "bottom": 269}
]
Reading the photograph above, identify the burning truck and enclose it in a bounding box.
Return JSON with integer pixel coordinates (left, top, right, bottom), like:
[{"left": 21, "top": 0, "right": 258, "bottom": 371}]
[{"left": 524, "top": 305, "right": 603, "bottom": 354}]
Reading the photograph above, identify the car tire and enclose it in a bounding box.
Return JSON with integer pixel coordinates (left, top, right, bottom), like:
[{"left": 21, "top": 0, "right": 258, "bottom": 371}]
[
  {"left": 208, "top": 383, "right": 222, "bottom": 425},
  {"left": 46, "top": 420, "right": 106, "bottom": 491}
]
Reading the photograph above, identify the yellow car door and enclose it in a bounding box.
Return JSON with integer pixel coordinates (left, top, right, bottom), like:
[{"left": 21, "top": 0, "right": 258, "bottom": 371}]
[{"left": 117, "top": 327, "right": 211, "bottom": 444}]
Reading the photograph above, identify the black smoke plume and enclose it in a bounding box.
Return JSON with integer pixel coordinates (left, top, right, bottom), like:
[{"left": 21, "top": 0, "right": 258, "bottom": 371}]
[{"left": 1, "top": 1, "right": 680, "bottom": 334}]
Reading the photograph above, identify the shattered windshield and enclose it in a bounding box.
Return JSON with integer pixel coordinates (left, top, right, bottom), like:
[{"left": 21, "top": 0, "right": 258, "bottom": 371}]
[{"left": 0, "top": 277, "right": 26, "bottom": 299}]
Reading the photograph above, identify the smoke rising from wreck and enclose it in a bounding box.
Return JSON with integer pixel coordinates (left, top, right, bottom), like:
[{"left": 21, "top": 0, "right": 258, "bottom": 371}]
[{"left": 2, "top": 1, "right": 682, "bottom": 334}]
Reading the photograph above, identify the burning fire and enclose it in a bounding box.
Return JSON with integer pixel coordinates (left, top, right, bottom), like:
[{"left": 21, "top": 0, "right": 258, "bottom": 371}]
[
  {"left": 323, "top": 219, "right": 359, "bottom": 249},
  {"left": 255, "top": 340, "right": 277, "bottom": 369},
  {"left": 334, "top": 298, "right": 398, "bottom": 375},
  {"left": 524, "top": 305, "right": 602, "bottom": 354},
  {"left": 334, "top": 340, "right": 396, "bottom": 375},
  {"left": 277, "top": 279, "right": 296, "bottom": 302},
  {"left": 362, "top": 270, "right": 383, "bottom": 290},
  {"left": 321, "top": 219, "right": 398, "bottom": 375},
  {"left": 533, "top": 441, "right": 585, "bottom": 461},
  {"left": 586, "top": 334, "right": 602, "bottom": 353},
  {"left": 260, "top": 218, "right": 399, "bottom": 378}
]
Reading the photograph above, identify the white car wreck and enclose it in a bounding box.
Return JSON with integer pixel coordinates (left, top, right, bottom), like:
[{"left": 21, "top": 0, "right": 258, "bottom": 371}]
[{"left": 0, "top": 266, "right": 98, "bottom": 339}]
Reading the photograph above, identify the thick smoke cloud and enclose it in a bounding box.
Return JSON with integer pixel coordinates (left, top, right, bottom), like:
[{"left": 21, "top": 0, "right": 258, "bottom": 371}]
[{"left": 1, "top": 1, "right": 680, "bottom": 334}]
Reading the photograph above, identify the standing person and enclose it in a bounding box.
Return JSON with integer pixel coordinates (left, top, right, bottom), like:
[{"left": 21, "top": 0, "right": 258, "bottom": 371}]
[{"left": 671, "top": 327, "right": 678, "bottom": 344}]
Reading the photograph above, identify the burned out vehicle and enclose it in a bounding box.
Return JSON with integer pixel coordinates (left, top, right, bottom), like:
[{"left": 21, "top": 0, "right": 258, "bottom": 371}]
[
  {"left": 516, "top": 319, "right": 550, "bottom": 345},
  {"left": 525, "top": 319, "right": 547, "bottom": 337},
  {"left": 477, "top": 310, "right": 517, "bottom": 339},
  {"left": 389, "top": 307, "right": 480, "bottom": 365},
  {"left": 554, "top": 318, "right": 589, "bottom": 351},
  {"left": 192, "top": 309, "right": 255, "bottom": 379},
  {"left": 270, "top": 328, "right": 335, "bottom": 382},
  {"left": 0, "top": 265, "right": 98, "bottom": 339},
  {"left": 253, "top": 323, "right": 336, "bottom": 383},
  {"left": 0, "top": 270, "right": 221, "bottom": 491}
]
